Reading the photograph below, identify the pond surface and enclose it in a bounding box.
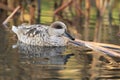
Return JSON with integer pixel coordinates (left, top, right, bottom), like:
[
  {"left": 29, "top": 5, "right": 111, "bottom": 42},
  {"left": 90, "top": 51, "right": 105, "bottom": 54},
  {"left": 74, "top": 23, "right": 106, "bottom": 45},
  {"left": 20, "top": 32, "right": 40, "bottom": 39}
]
[{"left": 0, "top": 25, "right": 120, "bottom": 80}]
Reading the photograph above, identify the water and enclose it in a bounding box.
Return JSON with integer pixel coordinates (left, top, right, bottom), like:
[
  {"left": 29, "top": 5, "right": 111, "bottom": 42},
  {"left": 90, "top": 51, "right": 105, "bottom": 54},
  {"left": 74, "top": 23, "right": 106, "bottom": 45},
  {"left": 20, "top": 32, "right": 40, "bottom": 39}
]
[{"left": 0, "top": 25, "right": 120, "bottom": 80}]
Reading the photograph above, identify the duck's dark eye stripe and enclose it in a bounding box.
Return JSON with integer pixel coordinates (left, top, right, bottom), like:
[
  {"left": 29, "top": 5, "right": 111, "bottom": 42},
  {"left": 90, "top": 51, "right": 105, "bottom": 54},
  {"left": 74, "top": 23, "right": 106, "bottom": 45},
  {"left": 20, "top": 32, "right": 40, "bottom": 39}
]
[{"left": 54, "top": 25, "right": 63, "bottom": 29}]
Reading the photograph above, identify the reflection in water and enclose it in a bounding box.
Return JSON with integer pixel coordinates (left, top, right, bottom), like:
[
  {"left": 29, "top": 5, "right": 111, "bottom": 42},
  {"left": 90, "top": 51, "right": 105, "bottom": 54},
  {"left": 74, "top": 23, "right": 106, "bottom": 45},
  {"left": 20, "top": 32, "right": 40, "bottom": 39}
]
[
  {"left": 90, "top": 59, "right": 120, "bottom": 80},
  {"left": 15, "top": 41, "right": 71, "bottom": 65},
  {"left": 0, "top": 27, "right": 7, "bottom": 54}
]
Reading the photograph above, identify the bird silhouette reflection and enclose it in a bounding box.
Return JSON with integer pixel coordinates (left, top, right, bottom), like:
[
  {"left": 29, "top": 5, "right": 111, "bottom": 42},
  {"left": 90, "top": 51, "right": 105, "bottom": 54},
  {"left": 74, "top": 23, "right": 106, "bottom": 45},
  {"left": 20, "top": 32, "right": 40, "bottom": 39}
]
[{"left": 14, "top": 41, "right": 74, "bottom": 65}]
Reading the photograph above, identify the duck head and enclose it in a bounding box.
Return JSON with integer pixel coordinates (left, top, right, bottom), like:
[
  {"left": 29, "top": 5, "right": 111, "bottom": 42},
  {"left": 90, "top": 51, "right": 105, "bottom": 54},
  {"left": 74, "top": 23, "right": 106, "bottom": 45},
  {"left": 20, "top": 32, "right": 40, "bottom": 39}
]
[{"left": 48, "top": 21, "right": 75, "bottom": 40}]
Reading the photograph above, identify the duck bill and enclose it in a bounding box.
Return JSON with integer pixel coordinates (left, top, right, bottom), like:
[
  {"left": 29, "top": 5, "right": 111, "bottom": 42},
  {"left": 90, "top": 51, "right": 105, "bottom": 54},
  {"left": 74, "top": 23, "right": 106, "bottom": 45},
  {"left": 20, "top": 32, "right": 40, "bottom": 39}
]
[{"left": 64, "top": 30, "right": 75, "bottom": 40}]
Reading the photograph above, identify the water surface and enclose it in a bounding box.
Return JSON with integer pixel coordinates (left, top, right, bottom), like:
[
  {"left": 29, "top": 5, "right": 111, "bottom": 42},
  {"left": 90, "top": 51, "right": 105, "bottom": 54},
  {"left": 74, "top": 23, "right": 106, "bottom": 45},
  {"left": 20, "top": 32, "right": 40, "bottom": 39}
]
[{"left": 0, "top": 25, "right": 120, "bottom": 80}]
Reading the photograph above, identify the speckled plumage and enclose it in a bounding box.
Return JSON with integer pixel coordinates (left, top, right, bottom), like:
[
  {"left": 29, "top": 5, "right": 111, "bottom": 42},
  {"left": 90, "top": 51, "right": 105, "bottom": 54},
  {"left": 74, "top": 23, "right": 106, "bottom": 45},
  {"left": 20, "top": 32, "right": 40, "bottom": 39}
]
[{"left": 12, "top": 21, "right": 71, "bottom": 46}]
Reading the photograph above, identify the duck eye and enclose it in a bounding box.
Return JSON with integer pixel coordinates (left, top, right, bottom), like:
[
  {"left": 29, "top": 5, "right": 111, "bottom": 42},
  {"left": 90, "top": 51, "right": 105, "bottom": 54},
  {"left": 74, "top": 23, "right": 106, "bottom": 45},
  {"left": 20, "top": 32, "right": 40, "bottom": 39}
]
[{"left": 54, "top": 25, "right": 63, "bottom": 29}]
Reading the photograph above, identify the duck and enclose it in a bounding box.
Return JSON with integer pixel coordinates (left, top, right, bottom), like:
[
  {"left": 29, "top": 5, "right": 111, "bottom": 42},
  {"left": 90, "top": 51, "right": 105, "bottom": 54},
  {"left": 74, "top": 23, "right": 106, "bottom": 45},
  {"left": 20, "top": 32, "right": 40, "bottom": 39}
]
[{"left": 12, "top": 21, "right": 74, "bottom": 46}]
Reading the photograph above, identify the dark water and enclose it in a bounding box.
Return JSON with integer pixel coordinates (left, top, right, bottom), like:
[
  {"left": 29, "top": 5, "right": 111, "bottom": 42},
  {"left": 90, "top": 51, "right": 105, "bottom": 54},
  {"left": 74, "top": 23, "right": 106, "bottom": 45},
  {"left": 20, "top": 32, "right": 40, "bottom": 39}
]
[{"left": 0, "top": 25, "right": 120, "bottom": 80}]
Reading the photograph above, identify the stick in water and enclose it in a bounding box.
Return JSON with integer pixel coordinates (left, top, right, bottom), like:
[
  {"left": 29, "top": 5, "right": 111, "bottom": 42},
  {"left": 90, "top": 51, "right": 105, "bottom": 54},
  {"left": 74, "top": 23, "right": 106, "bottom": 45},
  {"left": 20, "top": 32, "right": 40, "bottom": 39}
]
[
  {"left": 2, "top": 6, "right": 21, "bottom": 27},
  {"left": 69, "top": 39, "right": 120, "bottom": 57}
]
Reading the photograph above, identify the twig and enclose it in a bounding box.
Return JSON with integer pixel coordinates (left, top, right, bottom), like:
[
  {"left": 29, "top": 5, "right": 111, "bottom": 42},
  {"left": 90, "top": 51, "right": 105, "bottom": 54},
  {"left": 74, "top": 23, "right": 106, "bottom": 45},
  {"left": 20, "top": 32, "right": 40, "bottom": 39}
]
[
  {"left": 54, "top": 0, "right": 73, "bottom": 15},
  {"left": 2, "top": 6, "right": 21, "bottom": 27},
  {"left": 85, "top": 42, "right": 120, "bottom": 57},
  {"left": 75, "top": 39, "right": 120, "bottom": 50},
  {"left": 69, "top": 39, "right": 120, "bottom": 57},
  {"left": 91, "top": 42, "right": 120, "bottom": 50}
]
